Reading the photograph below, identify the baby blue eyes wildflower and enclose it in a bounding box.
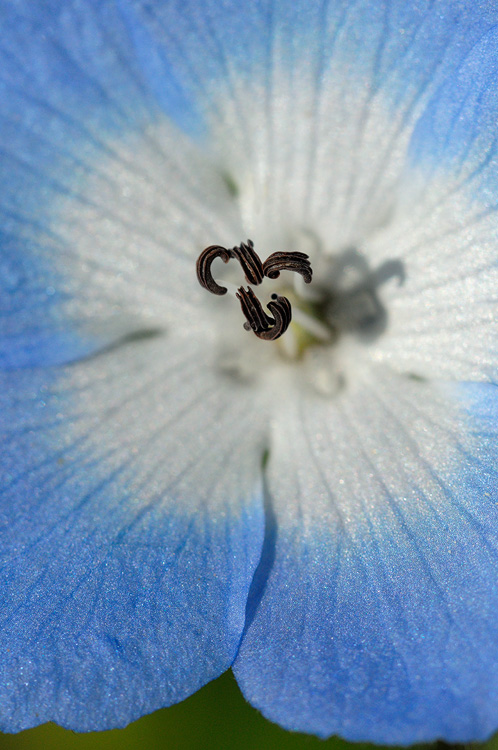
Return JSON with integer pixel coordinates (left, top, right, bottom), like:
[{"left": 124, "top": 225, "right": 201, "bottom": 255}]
[{"left": 1, "top": 0, "right": 498, "bottom": 743}]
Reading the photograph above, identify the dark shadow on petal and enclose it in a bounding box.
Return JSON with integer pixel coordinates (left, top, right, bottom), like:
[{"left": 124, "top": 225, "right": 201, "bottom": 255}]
[
  {"left": 321, "top": 247, "right": 406, "bottom": 343},
  {"left": 241, "top": 448, "right": 278, "bottom": 636},
  {"left": 64, "top": 327, "right": 165, "bottom": 367}
]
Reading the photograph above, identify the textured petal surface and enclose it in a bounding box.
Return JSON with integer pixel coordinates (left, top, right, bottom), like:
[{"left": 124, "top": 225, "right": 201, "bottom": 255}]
[
  {"left": 109, "top": 0, "right": 498, "bottom": 239},
  {"left": 367, "top": 24, "right": 498, "bottom": 381},
  {"left": 0, "top": 0, "right": 240, "bottom": 368},
  {"left": 143, "top": 0, "right": 498, "bottom": 382},
  {"left": 0, "top": 332, "right": 267, "bottom": 731},
  {"left": 0, "top": 0, "right": 263, "bottom": 732},
  {"left": 4, "top": 0, "right": 498, "bottom": 372},
  {"left": 234, "top": 370, "right": 498, "bottom": 743},
  {"left": 3, "top": 0, "right": 498, "bottom": 741}
]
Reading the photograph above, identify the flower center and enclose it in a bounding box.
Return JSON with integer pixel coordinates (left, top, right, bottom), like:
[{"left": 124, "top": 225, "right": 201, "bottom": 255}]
[
  {"left": 274, "top": 289, "right": 336, "bottom": 360},
  {"left": 196, "top": 240, "right": 313, "bottom": 340},
  {"left": 199, "top": 233, "right": 406, "bottom": 397}
]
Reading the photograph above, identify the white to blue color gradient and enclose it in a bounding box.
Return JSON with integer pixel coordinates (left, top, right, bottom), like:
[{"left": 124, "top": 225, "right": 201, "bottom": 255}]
[{"left": 1, "top": 0, "right": 498, "bottom": 743}]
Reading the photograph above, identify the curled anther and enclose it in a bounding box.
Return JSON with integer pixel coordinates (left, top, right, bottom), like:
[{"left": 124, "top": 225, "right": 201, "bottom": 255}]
[
  {"left": 236, "top": 287, "right": 273, "bottom": 332},
  {"left": 197, "top": 239, "right": 265, "bottom": 295},
  {"left": 258, "top": 294, "right": 292, "bottom": 341},
  {"left": 263, "top": 251, "right": 313, "bottom": 284},
  {"left": 196, "top": 245, "right": 233, "bottom": 295},
  {"left": 236, "top": 287, "right": 292, "bottom": 341},
  {"left": 196, "top": 240, "right": 313, "bottom": 341},
  {"left": 231, "top": 239, "right": 264, "bottom": 286}
]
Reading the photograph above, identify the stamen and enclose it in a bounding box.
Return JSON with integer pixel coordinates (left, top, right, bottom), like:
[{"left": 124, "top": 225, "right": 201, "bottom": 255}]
[
  {"left": 196, "top": 245, "right": 233, "bottom": 295},
  {"left": 196, "top": 240, "right": 265, "bottom": 295},
  {"left": 236, "top": 286, "right": 272, "bottom": 332},
  {"left": 263, "top": 251, "right": 313, "bottom": 284},
  {"left": 291, "top": 307, "right": 332, "bottom": 341},
  {"left": 196, "top": 241, "right": 313, "bottom": 342},
  {"left": 231, "top": 239, "right": 264, "bottom": 286},
  {"left": 236, "top": 288, "right": 292, "bottom": 340},
  {"left": 259, "top": 294, "right": 292, "bottom": 341}
]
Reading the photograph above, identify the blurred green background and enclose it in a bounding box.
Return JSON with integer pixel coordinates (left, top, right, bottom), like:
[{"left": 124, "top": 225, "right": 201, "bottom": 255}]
[{"left": 0, "top": 670, "right": 496, "bottom": 750}]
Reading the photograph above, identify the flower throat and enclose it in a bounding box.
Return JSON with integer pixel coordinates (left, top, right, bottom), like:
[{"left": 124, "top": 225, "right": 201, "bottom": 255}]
[{"left": 196, "top": 240, "right": 314, "bottom": 341}]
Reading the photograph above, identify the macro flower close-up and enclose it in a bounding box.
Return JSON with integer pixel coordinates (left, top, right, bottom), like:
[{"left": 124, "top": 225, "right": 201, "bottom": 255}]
[{"left": 2, "top": 0, "right": 498, "bottom": 745}]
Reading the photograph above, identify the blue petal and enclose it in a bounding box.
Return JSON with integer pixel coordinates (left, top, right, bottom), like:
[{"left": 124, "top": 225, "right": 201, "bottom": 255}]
[
  {"left": 0, "top": 0, "right": 205, "bottom": 369},
  {"left": 234, "top": 375, "right": 498, "bottom": 743},
  {"left": 3, "top": 0, "right": 497, "bottom": 370},
  {"left": 0, "top": 227, "right": 145, "bottom": 369},
  {"left": 124, "top": 0, "right": 498, "bottom": 121},
  {"left": 0, "top": 333, "right": 266, "bottom": 731},
  {"left": 407, "top": 24, "right": 498, "bottom": 197},
  {"left": 368, "top": 17, "right": 498, "bottom": 381}
]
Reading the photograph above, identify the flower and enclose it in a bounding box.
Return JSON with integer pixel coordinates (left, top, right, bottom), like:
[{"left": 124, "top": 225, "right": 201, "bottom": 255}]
[{"left": 1, "top": 0, "right": 498, "bottom": 743}]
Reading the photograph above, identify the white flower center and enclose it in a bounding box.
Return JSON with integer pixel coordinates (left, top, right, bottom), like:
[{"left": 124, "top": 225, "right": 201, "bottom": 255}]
[
  {"left": 49, "top": 94, "right": 411, "bottom": 400},
  {"left": 207, "top": 225, "right": 403, "bottom": 399}
]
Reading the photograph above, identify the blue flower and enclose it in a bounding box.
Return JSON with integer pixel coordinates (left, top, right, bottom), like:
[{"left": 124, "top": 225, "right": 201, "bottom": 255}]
[{"left": 1, "top": 0, "right": 498, "bottom": 743}]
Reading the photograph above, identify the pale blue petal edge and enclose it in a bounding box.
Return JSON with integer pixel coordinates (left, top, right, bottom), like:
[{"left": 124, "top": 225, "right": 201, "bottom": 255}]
[
  {"left": 0, "top": 339, "right": 265, "bottom": 732},
  {"left": 0, "top": 0, "right": 202, "bottom": 369},
  {"left": 234, "top": 383, "right": 498, "bottom": 743},
  {"left": 407, "top": 22, "right": 498, "bottom": 206},
  {"left": 2, "top": 0, "right": 498, "bottom": 367}
]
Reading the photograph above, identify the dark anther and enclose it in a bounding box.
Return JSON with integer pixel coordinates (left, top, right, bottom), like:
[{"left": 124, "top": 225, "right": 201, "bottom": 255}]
[
  {"left": 236, "top": 287, "right": 273, "bottom": 332},
  {"left": 196, "top": 240, "right": 313, "bottom": 341},
  {"left": 263, "top": 251, "right": 313, "bottom": 284},
  {"left": 231, "top": 239, "right": 264, "bottom": 286},
  {"left": 236, "top": 287, "right": 292, "bottom": 341},
  {"left": 197, "top": 240, "right": 265, "bottom": 295},
  {"left": 259, "top": 293, "right": 292, "bottom": 341},
  {"left": 196, "top": 245, "right": 233, "bottom": 295}
]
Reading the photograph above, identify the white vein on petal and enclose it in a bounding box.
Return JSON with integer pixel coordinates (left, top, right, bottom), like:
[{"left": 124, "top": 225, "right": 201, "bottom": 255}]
[
  {"left": 366, "top": 170, "right": 498, "bottom": 379},
  {"left": 2, "top": 336, "right": 268, "bottom": 564},
  {"left": 265, "top": 365, "right": 498, "bottom": 667}
]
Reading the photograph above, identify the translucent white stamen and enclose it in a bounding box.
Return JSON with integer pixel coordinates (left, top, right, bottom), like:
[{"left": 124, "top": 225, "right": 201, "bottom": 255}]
[
  {"left": 279, "top": 325, "right": 299, "bottom": 360},
  {"left": 291, "top": 307, "right": 332, "bottom": 342}
]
